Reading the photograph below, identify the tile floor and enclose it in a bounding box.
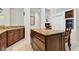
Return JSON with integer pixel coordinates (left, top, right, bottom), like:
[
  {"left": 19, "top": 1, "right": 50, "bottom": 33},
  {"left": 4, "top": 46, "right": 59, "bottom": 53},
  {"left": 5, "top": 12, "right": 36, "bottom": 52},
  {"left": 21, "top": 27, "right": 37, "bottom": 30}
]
[
  {"left": 66, "top": 41, "right": 79, "bottom": 51},
  {"left": 6, "top": 39, "right": 33, "bottom": 51},
  {"left": 5, "top": 38, "right": 79, "bottom": 51}
]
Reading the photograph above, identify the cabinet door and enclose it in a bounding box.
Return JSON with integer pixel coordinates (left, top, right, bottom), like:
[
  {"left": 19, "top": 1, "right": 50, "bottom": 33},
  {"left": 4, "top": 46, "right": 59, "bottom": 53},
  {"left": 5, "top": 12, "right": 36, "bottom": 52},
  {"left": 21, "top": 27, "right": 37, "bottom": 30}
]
[
  {"left": 46, "top": 35, "right": 60, "bottom": 51},
  {"left": 1, "top": 38, "right": 7, "bottom": 51},
  {"left": 1, "top": 32, "right": 7, "bottom": 50},
  {"left": 0, "top": 32, "right": 7, "bottom": 51},
  {"left": 7, "top": 30, "right": 14, "bottom": 46},
  {"left": 14, "top": 29, "right": 20, "bottom": 42},
  {"left": 65, "top": 10, "right": 74, "bottom": 18}
]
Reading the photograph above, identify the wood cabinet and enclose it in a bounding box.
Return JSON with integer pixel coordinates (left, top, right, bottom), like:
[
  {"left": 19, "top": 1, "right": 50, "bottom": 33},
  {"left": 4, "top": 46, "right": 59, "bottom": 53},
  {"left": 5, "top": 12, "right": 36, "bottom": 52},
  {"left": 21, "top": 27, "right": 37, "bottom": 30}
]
[
  {"left": 0, "top": 32, "right": 7, "bottom": 51},
  {"left": 31, "top": 29, "right": 65, "bottom": 51},
  {"left": 65, "top": 10, "right": 74, "bottom": 18},
  {"left": 7, "top": 28, "right": 25, "bottom": 47},
  {"left": 0, "top": 27, "right": 25, "bottom": 50},
  {"left": 7, "top": 30, "right": 15, "bottom": 46}
]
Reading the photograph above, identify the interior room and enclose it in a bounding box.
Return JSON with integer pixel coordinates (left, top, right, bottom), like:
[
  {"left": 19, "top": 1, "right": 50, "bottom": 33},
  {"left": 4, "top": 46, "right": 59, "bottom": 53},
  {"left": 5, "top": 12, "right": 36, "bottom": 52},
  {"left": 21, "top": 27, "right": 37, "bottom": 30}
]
[
  {"left": 0, "top": 8, "right": 32, "bottom": 51},
  {"left": 0, "top": 8, "right": 79, "bottom": 51},
  {"left": 30, "top": 8, "right": 79, "bottom": 51}
]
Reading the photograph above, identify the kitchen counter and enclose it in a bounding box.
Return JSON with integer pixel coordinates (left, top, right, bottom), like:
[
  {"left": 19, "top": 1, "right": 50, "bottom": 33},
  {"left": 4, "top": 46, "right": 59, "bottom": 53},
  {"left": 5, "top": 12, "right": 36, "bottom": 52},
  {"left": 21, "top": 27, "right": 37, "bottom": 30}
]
[
  {"left": 31, "top": 29, "right": 65, "bottom": 51},
  {"left": 0, "top": 29, "right": 6, "bottom": 34},
  {"left": 0, "top": 26, "right": 25, "bottom": 50},
  {"left": 0, "top": 26, "right": 24, "bottom": 34},
  {"left": 31, "top": 29, "right": 65, "bottom": 36}
]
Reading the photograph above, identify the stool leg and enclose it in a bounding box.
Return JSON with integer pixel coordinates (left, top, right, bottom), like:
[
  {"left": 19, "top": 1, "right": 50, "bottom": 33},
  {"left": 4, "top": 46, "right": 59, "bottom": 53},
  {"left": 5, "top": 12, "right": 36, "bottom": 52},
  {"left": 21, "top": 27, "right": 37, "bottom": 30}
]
[
  {"left": 68, "top": 42, "right": 71, "bottom": 50},
  {"left": 68, "top": 36, "right": 71, "bottom": 50}
]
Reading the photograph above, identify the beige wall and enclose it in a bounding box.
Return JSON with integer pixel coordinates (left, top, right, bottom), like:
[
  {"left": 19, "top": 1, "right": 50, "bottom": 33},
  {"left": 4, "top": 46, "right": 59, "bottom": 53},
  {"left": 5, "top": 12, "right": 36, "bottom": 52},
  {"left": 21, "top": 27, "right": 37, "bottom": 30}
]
[
  {"left": 0, "top": 8, "right": 24, "bottom": 26},
  {"left": 10, "top": 8, "right": 24, "bottom": 26},
  {"left": 0, "top": 8, "right": 10, "bottom": 26}
]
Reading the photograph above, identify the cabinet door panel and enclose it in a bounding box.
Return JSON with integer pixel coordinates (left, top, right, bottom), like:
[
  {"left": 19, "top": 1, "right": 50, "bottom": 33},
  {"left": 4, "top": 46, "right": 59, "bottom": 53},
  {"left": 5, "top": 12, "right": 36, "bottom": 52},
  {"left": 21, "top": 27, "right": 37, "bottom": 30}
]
[
  {"left": 8, "top": 30, "right": 14, "bottom": 46},
  {"left": 14, "top": 29, "right": 20, "bottom": 42},
  {"left": 0, "top": 32, "right": 7, "bottom": 51},
  {"left": 33, "top": 37, "right": 45, "bottom": 51},
  {"left": 1, "top": 38, "right": 6, "bottom": 50},
  {"left": 46, "top": 35, "right": 60, "bottom": 51},
  {"left": 31, "top": 41, "right": 40, "bottom": 51}
]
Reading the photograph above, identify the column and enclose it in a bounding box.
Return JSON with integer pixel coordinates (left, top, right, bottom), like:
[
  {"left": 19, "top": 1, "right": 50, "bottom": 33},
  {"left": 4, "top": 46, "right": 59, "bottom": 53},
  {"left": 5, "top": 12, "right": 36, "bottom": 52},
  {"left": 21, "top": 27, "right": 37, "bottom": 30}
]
[
  {"left": 24, "top": 8, "right": 30, "bottom": 43},
  {"left": 40, "top": 8, "right": 46, "bottom": 29}
]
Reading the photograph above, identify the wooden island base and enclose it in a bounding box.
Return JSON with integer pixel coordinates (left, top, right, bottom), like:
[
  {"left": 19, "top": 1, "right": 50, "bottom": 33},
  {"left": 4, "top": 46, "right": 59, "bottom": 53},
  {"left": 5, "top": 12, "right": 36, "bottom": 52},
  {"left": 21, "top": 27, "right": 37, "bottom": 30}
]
[{"left": 31, "top": 29, "right": 65, "bottom": 51}]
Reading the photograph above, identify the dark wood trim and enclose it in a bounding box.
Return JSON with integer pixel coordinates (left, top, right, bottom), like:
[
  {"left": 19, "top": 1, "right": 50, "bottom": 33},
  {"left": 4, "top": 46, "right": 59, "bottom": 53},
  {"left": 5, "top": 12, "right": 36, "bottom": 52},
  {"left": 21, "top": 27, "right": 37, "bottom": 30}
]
[{"left": 65, "top": 9, "right": 74, "bottom": 18}]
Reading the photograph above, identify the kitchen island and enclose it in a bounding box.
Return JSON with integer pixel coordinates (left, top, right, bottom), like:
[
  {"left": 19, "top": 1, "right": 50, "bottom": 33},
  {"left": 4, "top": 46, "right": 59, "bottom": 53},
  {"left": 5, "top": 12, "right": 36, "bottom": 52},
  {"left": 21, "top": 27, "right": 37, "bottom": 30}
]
[
  {"left": 0, "top": 26, "right": 25, "bottom": 51},
  {"left": 31, "top": 29, "right": 65, "bottom": 51}
]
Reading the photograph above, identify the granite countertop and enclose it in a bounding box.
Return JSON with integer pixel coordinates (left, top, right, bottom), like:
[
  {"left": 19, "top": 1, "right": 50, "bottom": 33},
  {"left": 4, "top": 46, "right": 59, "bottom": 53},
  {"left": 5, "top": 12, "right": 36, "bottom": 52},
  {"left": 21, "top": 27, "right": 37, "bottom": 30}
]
[
  {"left": 0, "top": 29, "right": 7, "bottom": 34},
  {"left": 0, "top": 26, "right": 24, "bottom": 34},
  {"left": 6, "top": 26, "right": 24, "bottom": 30},
  {"left": 31, "top": 29, "right": 65, "bottom": 36}
]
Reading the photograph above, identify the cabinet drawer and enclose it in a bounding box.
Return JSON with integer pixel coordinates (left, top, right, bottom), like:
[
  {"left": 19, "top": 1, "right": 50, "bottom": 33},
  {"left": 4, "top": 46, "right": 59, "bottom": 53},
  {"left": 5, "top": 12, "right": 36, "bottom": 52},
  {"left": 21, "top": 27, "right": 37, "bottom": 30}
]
[
  {"left": 32, "top": 42, "right": 40, "bottom": 51},
  {"left": 32, "top": 31, "right": 45, "bottom": 43},
  {"left": 33, "top": 37, "right": 45, "bottom": 51}
]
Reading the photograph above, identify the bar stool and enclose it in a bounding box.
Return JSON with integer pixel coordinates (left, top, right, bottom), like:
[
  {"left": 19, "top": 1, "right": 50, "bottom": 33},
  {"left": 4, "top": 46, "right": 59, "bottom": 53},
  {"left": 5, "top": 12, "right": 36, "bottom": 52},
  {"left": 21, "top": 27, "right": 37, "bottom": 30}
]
[{"left": 65, "top": 28, "right": 72, "bottom": 50}]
